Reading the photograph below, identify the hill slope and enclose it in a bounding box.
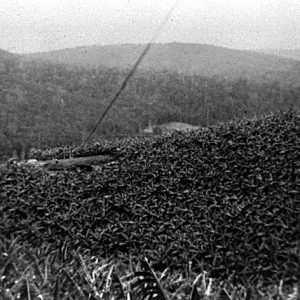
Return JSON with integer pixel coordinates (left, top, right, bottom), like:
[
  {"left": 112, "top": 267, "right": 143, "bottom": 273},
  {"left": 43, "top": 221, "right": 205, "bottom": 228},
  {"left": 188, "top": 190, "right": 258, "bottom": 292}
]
[
  {"left": 258, "top": 48, "right": 300, "bottom": 61},
  {"left": 1, "top": 111, "right": 299, "bottom": 284},
  {"left": 24, "top": 43, "right": 300, "bottom": 80},
  {"left": 1, "top": 49, "right": 300, "bottom": 158},
  {"left": 0, "top": 49, "right": 19, "bottom": 59},
  {"left": 0, "top": 49, "right": 21, "bottom": 72}
]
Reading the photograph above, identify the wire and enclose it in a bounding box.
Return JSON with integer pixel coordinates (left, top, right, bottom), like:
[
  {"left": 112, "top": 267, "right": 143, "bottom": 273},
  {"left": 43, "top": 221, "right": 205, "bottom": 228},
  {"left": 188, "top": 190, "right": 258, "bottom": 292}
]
[{"left": 82, "top": 0, "right": 179, "bottom": 147}]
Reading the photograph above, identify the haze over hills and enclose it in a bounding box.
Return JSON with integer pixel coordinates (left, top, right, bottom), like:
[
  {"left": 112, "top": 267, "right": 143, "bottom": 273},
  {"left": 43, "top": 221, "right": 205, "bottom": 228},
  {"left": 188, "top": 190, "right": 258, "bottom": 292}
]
[
  {"left": 23, "top": 43, "right": 300, "bottom": 81},
  {"left": 257, "top": 48, "right": 300, "bottom": 61}
]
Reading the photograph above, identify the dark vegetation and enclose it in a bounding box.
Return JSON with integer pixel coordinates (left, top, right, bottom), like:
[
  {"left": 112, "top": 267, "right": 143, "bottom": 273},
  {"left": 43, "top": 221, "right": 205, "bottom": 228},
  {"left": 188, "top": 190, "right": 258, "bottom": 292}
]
[
  {"left": 1, "top": 46, "right": 300, "bottom": 159},
  {"left": 3, "top": 239, "right": 298, "bottom": 300},
  {"left": 1, "top": 111, "right": 299, "bottom": 287}
]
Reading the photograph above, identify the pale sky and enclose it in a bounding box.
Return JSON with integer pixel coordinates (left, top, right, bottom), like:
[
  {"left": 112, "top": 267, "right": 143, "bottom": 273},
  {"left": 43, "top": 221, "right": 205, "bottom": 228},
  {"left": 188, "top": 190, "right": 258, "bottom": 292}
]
[{"left": 0, "top": 0, "right": 300, "bottom": 54}]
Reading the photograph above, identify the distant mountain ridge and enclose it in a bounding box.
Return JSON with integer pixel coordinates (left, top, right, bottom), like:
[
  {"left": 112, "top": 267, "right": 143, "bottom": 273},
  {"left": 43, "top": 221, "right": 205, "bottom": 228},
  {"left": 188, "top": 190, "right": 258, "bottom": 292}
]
[
  {"left": 22, "top": 42, "right": 300, "bottom": 80},
  {"left": 0, "top": 49, "right": 15, "bottom": 56},
  {"left": 257, "top": 48, "right": 300, "bottom": 61},
  {"left": 0, "top": 49, "right": 19, "bottom": 60}
]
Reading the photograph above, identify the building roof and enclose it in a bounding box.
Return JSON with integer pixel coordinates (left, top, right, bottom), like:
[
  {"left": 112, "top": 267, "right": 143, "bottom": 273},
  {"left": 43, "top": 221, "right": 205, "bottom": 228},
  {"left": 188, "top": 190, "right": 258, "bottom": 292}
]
[
  {"left": 143, "top": 122, "right": 199, "bottom": 134},
  {"left": 157, "top": 122, "right": 199, "bottom": 131}
]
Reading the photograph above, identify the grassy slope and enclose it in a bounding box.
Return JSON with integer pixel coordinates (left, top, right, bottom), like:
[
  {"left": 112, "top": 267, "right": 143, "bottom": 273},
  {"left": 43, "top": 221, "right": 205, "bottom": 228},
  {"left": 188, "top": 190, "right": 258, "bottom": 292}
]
[{"left": 1, "top": 111, "right": 299, "bottom": 285}]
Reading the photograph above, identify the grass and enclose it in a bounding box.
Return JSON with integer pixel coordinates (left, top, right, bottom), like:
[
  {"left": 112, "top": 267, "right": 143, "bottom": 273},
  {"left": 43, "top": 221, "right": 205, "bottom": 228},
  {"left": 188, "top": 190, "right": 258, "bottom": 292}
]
[
  {"left": 1, "top": 236, "right": 299, "bottom": 300},
  {"left": 1, "top": 111, "right": 299, "bottom": 299}
]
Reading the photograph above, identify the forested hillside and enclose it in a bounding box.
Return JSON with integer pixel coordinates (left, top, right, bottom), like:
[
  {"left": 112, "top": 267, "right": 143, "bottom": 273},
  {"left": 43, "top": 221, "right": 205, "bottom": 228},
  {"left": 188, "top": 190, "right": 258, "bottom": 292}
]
[
  {"left": 258, "top": 48, "right": 300, "bottom": 61},
  {"left": 25, "top": 43, "right": 300, "bottom": 82},
  {"left": 1, "top": 49, "right": 300, "bottom": 159}
]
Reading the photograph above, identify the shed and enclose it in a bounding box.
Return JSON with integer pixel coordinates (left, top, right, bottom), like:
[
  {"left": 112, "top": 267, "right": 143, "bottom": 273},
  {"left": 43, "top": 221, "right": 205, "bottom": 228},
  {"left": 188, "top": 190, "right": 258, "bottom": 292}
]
[{"left": 143, "top": 122, "right": 199, "bottom": 135}]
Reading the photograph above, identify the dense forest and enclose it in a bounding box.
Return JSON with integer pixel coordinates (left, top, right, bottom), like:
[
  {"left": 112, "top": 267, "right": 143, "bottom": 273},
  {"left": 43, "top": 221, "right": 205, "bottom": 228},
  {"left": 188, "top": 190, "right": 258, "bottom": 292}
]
[{"left": 0, "top": 51, "right": 300, "bottom": 160}]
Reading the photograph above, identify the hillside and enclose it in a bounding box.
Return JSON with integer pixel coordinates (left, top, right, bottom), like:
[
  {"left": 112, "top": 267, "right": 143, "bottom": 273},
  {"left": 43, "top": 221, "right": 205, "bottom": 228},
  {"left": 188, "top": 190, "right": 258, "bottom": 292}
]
[
  {"left": 258, "top": 48, "right": 300, "bottom": 61},
  {"left": 23, "top": 43, "right": 300, "bottom": 80},
  {"left": 0, "top": 49, "right": 20, "bottom": 73},
  {"left": 1, "top": 49, "right": 300, "bottom": 159},
  {"left": 1, "top": 111, "right": 299, "bottom": 284},
  {"left": 0, "top": 49, "right": 18, "bottom": 59}
]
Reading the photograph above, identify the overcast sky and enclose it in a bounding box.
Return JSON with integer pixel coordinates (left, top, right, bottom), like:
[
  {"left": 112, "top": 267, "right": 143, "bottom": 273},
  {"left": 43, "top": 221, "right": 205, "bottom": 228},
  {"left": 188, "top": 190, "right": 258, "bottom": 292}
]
[{"left": 1, "top": 0, "right": 300, "bottom": 54}]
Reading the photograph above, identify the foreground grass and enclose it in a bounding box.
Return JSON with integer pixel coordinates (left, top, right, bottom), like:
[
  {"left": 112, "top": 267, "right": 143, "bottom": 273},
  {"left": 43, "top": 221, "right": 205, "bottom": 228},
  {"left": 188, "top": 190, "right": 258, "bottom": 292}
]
[{"left": 1, "top": 237, "right": 299, "bottom": 300}]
